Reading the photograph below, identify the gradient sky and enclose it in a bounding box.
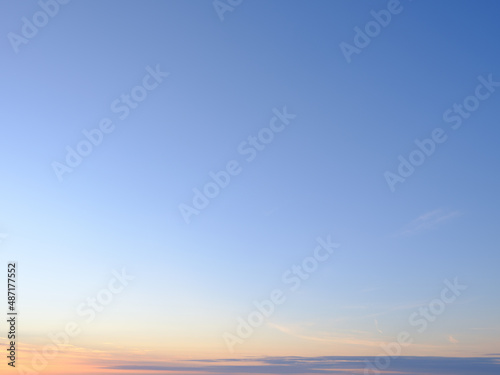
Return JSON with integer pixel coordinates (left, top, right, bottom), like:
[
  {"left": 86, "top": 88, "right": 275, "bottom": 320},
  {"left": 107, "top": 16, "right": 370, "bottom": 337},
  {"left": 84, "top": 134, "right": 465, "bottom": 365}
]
[{"left": 1, "top": 1, "right": 499, "bottom": 374}]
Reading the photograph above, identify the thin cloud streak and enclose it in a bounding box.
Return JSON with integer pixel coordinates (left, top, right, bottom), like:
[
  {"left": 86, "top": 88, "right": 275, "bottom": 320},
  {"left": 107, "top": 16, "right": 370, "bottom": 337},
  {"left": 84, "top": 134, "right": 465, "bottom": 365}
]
[{"left": 397, "top": 209, "right": 461, "bottom": 236}]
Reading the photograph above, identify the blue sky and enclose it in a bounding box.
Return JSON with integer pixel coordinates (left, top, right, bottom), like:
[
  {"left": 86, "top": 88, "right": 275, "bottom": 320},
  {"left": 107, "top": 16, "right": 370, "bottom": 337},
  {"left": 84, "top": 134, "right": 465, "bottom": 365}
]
[{"left": 0, "top": 0, "right": 499, "bottom": 374}]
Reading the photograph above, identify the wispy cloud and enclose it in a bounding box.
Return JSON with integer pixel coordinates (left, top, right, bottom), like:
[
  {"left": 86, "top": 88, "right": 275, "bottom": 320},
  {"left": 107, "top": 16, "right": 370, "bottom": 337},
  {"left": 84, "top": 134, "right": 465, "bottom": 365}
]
[
  {"left": 267, "top": 322, "right": 386, "bottom": 348},
  {"left": 398, "top": 209, "right": 461, "bottom": 236},
  {"left": 448, "top": 335, "right": 459, "bottom": 344},
  {"left": 374, "top": 319, "right": 383, "bottom": 334}
]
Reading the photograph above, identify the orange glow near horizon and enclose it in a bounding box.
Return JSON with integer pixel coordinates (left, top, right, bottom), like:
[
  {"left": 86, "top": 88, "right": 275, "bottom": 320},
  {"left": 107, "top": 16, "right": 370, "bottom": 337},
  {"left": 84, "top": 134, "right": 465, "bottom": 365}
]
[{"left": 7, "top": 330, "right": 495, "bottom": 375}]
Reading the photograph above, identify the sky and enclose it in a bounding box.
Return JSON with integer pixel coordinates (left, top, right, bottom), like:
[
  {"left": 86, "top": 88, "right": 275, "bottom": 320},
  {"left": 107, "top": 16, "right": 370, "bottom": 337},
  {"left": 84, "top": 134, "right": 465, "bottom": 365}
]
[{"left": 0, "top": 0, "right": 499, "bottom": 374}]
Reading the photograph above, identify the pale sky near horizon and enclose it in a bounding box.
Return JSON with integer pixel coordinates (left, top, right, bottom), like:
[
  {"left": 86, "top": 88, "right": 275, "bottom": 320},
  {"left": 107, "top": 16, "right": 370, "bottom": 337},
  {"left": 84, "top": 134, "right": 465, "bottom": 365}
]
[{"left": 1, "top": 1, "right": 499, "bottom": 374}]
